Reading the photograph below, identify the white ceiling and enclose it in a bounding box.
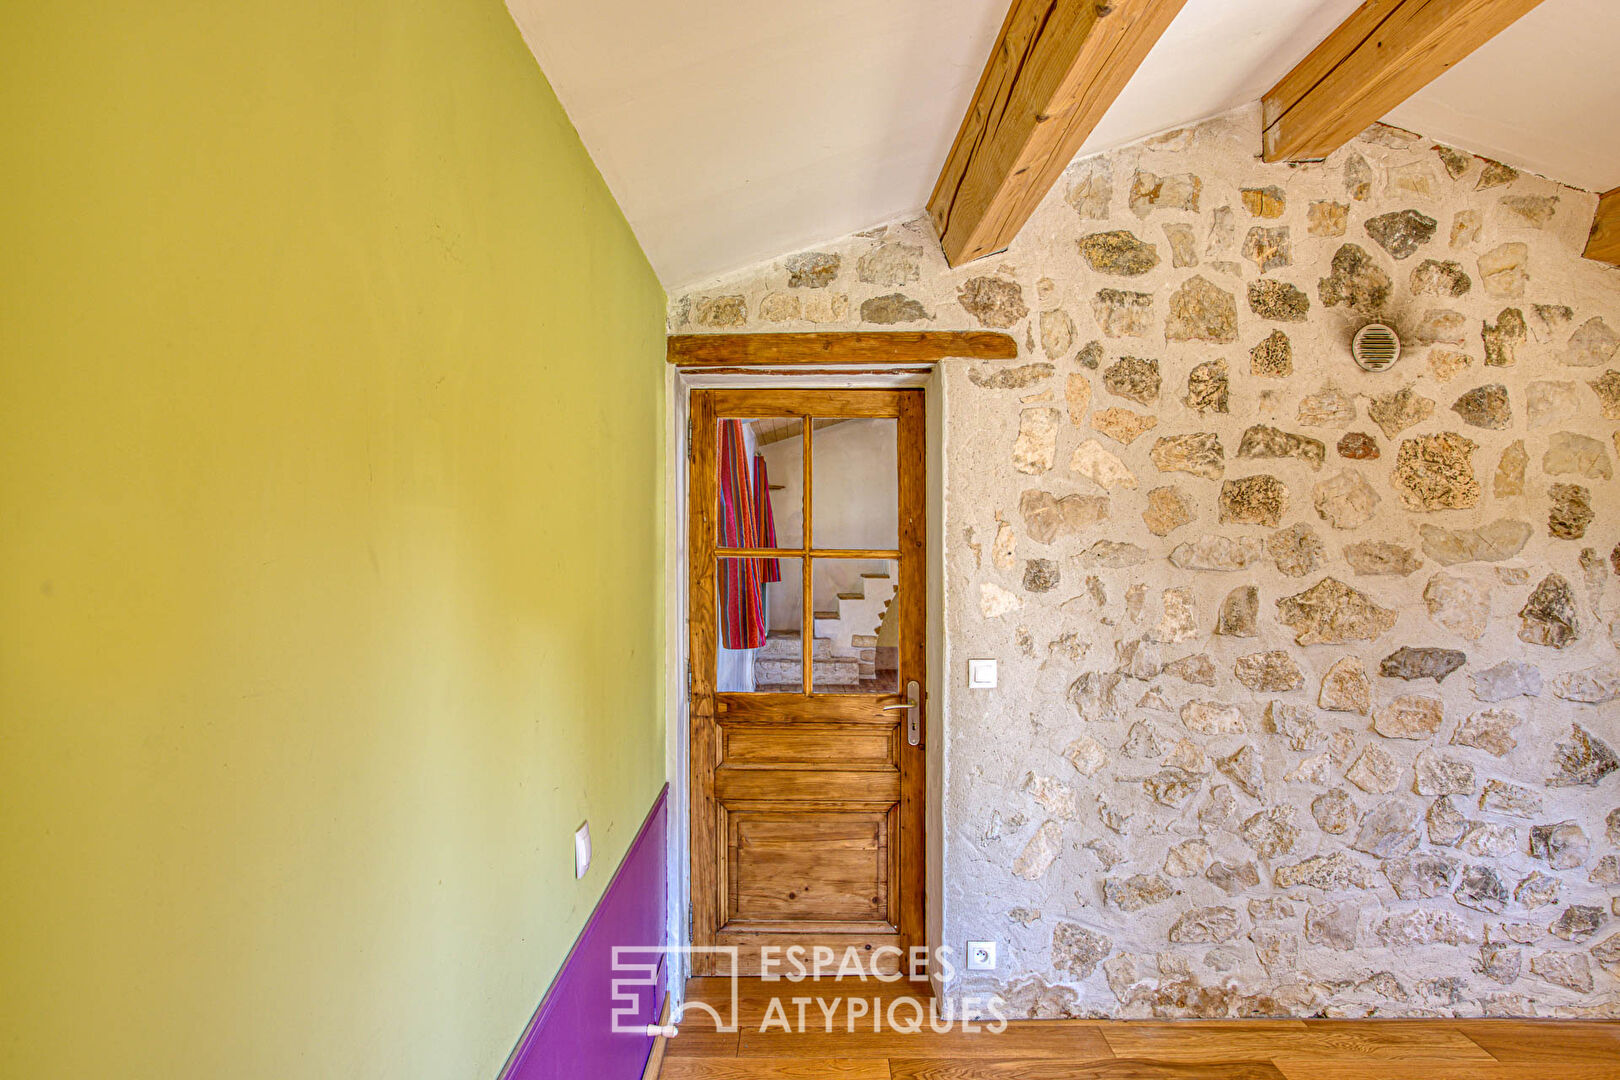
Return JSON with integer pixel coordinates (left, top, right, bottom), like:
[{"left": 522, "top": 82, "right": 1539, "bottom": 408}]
[{"left": 506, "top": 0, "right": 1616, "bottom": 289}]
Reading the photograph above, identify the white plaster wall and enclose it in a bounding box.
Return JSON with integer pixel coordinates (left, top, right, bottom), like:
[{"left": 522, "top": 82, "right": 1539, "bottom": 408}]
[{"left": 673, "top": 106, "right": 1620, "bottom": 1017}]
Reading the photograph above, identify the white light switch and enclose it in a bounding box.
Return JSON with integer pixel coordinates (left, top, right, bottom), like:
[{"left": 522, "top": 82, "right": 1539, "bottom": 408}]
[
  {"left": 968, "top": 659, "right": 997, "bottom": 689},
  {"left": 574, "top": 822, "right": 592, "bottom": 879}
]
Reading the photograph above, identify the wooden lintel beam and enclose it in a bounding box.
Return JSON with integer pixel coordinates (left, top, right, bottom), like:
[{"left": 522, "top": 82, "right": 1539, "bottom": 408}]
[
  {"left": 1262, "top": 0, "right": 1545, "bottom": 163},
  {"left": 927, "top": 0, "right": 1190, "bottom": 267},
  {"left": 1583, "top": 187, "right": 1620, "bottom": 267},
  {"left": 666, "top": 332, "right": 1017, "bottom": 367}
]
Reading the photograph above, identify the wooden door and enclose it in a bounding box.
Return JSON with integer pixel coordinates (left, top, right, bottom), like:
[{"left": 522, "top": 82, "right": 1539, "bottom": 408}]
[{"left": 688, "top": 388, "right": 925, "bottom": 976}]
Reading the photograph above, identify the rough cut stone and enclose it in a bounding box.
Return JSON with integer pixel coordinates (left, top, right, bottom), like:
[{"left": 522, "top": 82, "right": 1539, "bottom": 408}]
[
  {"left": 1234, "top": 650, "right": 1304, "bottom": 692},
  {"left": 1169, "top": 906, "right": 1242, "bottom": 945},
  {"left": 1478, "top": 243, "right": 1528, "bottom": 299},
  {"left": 1242, "top": 226, "right": 1291, "bottom": 272},
  {"left": 1129, "top": 170, "right": 1201, "bottom": 216},
  {"left": 1268, "top": 522, "right": 1326, "bottom": 577},
  {"left": 1215, "top": 586, "right": 1259, "bottom": 639},
  {"left": 1161, "top": 653, "right": 1216, "bottom": 686},
  {"left": 1411, "top": 259, "right": 1471, "bottom": 297},
  {"left": 1346, "top": 744, "right": 1400, "bottom": 794},
  {"left": 1453, "top": 865, "right": 1510, "bottom": 913},
  {"left": 1277, "top": 579, "right": 1396, "bottom": 645},
  {"left": 1527, "top": 380, "right": 1582, "bottom": 427},
  {"left": 1163, "top": 222, "right": 1198, "bottom": 268},
  {"left": 1153, "top": 587, "right": 1198, "bottom": 644},
  {"left": 1392, "top": 432, "right": 1479, "bottom": 511},
  {"left": 1345, "top": 154, "right": 1375, "bottom": 200},
  {"left": 1313, "top": 788, "right": 1357, "bottom": 834},
  {"left": 1237, "top": 425, "right": 1324, "bottom": 469},
  {"left": 1066, "top": 161, "right": 1112, "bottom": 218},
  {"left": 1415, "top": 308, "right": 1467, "bottom": 345},
  {"left": 1182, "top": 700, "right": 1247, "bottom": 735},
  {"left": 1368, "top": 386, "right": 1436, "bottom": 439},
  {"left": 1064, "top": 735, "right": 1108, "bottom": 776},
  {"left": 1142, "top": 485, "right": 1194, "bottom": 536},
  {"left": 785, "top": 252, "right": 841, "bottom": 288},
  {"left": 1450, "top": 384, "right": 1511, "bottom": 428},
  {"left": 856, "top": 243, "right": 921, "bottom": 286},
  {"left": 1170, "top": 534, "right": 1264, "bottom": 572},
  {"left": 1249, "top": 330, "right": 1292, "bottom": 377},
  {"left": 1418, "top": 519, "right": 1531, "bottom": 564},
  {"left": 1458, "top": 821, "right": 1517, "bottom": 858},
  {"left": 1166, "top": 275, "right": 1238, "bottom": 343},
  {"left": 1373, "top": 695, "right": 1444, "bottom": 739},
  {"left": 1384, "top": 853, "right": 1459, "bottom": 899},
  {"left": 1012, "top": 820, "right": 1062, "bottom": 880},
  {"left": 1103, "top": 874, "right": 1174, "bottom": 912},
  {"left": 1547, "top": 725, "right": 1618, "bottom": 787},
  {"left": 1248, "top": 279, "right": 1310, "bottom": 321},
  {"left": 1413, "top": 749, "right": 1475, "bottom": 796},
  {"left": 1150, "top": 433, "right": 1224, "bottom": 480},
  {"left": 1482, "top": 308, "right": 1525, "bottom": 366},
  {"left": 1092, "top": 289, "right": 1153, "bottom": 337},
  {"left": 1548, "top": 906, "right": 1605, "bottom": 943},
  {"left": 1184, "top": 359, "right": 1229, "bottom": 415},
  {"left": 1479, "top": 779, "right": 1543, "bottom": 818},
  {"left": 1020, "top": 488, "right": 1111, "bottom": 543},
  {"left": 1308, "top": 200, "right": 1349, "bottom": 237},
  {"left": 1543, "top": 431, "right": 1612, "bottom": 479},
  {"left": 1549, "top": 663, "right": 1620, "bottom": 703},
  {"left": 1428, "top": 797, "right": 1466, "bottom": 846},
  {"left": 1563, "top": 316, "right": 1619, "bottom": 367},
  {"left": 970, "top": 363, "right": 1054, "bottom": 389},
  {"left": 1529, "top": 952, "right": 1592, "bottom": 993},
  {"left": 1240, "top": 806, "right": 1301, "bottom": 858},
  {"left": 1494, "top": 440, "right": 1527, "bottom": 496},
  {"left": 1345, "top": 541, "right": 1421, "bottom": 577},
  {"left": 1071, "top": 439, "right": 1137, "bottom": 491},
  {"left": 1427, "top": 349, "right": 1473, "bottom": 382},
  {"left": 1022, "top": 559, "right": 1061, "bottom": 593},
  {"left": 1298, "top": 385, "right": 1357, "bottom": 427},
  {"left": 1077, "top": 540, "right": 1147, "bottom": 568},
  {"left": 1078, "top": 230, "right": 1160, "bottom": 276},
  {"left": 1337, "top": 432, "right": 1379, "bottom": 460},
  {"left": 1501, "top": 194, "right": 1558, "bottom": 227},
  {"left": 1379, "top": 647, "right": 1466, "bottom": 683},
  {"left": 1051, "top": 922, "right": 1112, "bottom": 979},
  {"left": 861, "top": 293, "right": 929, "bottom": 323},
  {"left": 980, "top": 583, "right": 1023, "bottom": 618},
  {"left": 1065, "top": 371, "right": 1091, "bottom": 423},
  {"left": 1313, "top": 470, "right": 1380, "bottom": 529},
  {"left": 1518, "top": 573, "right": 1579, "bottom": 648},
  {"left": 1207, "top": 861, "right": 1261, "bottom": 895},
  {"left": 1377, "top": 910, "right": 1479, "bottom": 948},
  {"left": 695, "top": 295, "right": 748, "bottom": 326},
  {"left": 1364, "top": 209, "right": 1437, "bottom": 259},
  {"left": 1092, "top": 407, "right": 1157, "bottom": 445},
  {"left": 1352, "top": 800, "right": 1420, "bottom": 858},
  {"left": 1218, "top": 745, "right": 1266, "bottom": 800},
  {"left": 1103, "top": 356, "right": 1160, "bottom": 405},
  {"left": 1421, "top": 572, "right": 1489, "bottom": 639},
  {"left": 1588, "top": 370, "right": 1620, "bottom": 418},
  {"left": 1276, "top": 851, "right": 1379, "bottom": 891},
  {"left": 1530, "top": 821, "right": 1589, "bottom": 870},
  {"left": 1319, "top": 244, "right": 1392, "bottom": 315},
  {"left": 1320, "top": 657, "right": 1371, "bottom": 714},
  {"left": 1452, "top": 708, "right": 1521, "bottom": 756},
  {"left": 958, "top": 276, "right": 1028, "bottom": 328},
  {"left": 1242, "top": 186, "right": 1286, "bottom": 218},
  {"left": 1013, "top": 407, "right": 1061, "bottom": 474},
  {"left": 1219, "top": 475, "right": 1288, "bottom": 527}
]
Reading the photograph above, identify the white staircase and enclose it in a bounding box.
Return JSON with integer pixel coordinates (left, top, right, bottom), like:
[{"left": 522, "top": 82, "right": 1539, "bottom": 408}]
[{"left": 754, "top": 570, "right": 897, "bottom": 689}]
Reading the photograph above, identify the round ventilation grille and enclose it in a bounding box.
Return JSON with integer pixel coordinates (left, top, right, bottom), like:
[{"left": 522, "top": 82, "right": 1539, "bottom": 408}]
[{"left": 1352, "top": 322, "right": 1401, "bottom": 372}]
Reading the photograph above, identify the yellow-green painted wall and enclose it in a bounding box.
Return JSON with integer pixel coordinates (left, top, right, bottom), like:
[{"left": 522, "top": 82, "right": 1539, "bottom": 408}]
[{"left": 0, "top": 2, "right": 665, "bottom": 1076}]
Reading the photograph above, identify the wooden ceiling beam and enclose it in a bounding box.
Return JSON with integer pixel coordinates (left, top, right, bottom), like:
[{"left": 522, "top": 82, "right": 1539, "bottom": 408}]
[
  {"left": 666, "top": 331, "right": 1017, "bottom": 367},
  {"left": 926, "top": 0, "right": 1190, "bottom": 267},
  {"left": 1262, "top": 0, "right": 1546, "bottom": 163},
  {"left": 1584, "top": 187, "right": 1620, "bottom": 267}
]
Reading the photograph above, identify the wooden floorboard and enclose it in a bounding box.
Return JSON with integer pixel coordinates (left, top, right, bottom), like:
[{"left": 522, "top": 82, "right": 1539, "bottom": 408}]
[{"left": 659, "top": 978, "right": 1620, "bottom": 1078}]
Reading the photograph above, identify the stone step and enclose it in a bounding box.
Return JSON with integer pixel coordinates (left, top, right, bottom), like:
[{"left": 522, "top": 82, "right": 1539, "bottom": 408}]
[
  {"left": 754, "top": 656, "right": 863, "bottom": 686},
  {"left": 756, "top": 631, "right": 835, "bottom": 661}
]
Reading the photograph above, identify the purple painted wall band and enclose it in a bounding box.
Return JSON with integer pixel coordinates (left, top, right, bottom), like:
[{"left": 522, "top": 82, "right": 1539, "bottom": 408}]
[{"left": 502, "top": 784, "right": 668, "bottom": 1080}]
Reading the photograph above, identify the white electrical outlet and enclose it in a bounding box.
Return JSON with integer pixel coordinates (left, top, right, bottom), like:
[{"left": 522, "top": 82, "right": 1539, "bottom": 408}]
[
  {"left": 574, "top": 822, "right": 592, "bottom": 879},
  {"left": 965, "top": 940, "right": 997, "bottom": 971}
]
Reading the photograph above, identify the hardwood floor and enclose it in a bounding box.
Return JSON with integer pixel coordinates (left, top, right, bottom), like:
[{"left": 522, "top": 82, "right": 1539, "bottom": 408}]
[{"left": 657, "top": 978, "right": 1620, "bottom": 1079}]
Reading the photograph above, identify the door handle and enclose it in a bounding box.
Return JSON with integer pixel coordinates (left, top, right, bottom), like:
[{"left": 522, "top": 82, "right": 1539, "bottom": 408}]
[{"left": 880, "top": 680, "right": 922, "bottom": 746}]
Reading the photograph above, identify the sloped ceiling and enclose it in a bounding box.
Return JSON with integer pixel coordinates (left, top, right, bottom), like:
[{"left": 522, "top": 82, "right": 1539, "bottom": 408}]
[{"left": 507, "top": 0, "right": 1615, "bottom": 289}]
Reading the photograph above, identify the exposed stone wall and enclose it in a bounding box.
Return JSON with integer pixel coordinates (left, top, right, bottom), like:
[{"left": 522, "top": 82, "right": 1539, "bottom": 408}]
[{"left": 672, "top": 107, "right": 1620, "bottom": 1017}]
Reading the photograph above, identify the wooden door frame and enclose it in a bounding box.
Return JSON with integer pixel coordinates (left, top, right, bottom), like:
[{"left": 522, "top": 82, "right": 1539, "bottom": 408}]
[{"left": 665, "top": 364, "right": 947, "bottom": 999}]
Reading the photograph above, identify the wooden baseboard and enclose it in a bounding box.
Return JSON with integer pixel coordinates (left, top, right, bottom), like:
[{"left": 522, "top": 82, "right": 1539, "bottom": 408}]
[{"left": 639, "top": 993, "right": 671, "bottom": 1080}]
